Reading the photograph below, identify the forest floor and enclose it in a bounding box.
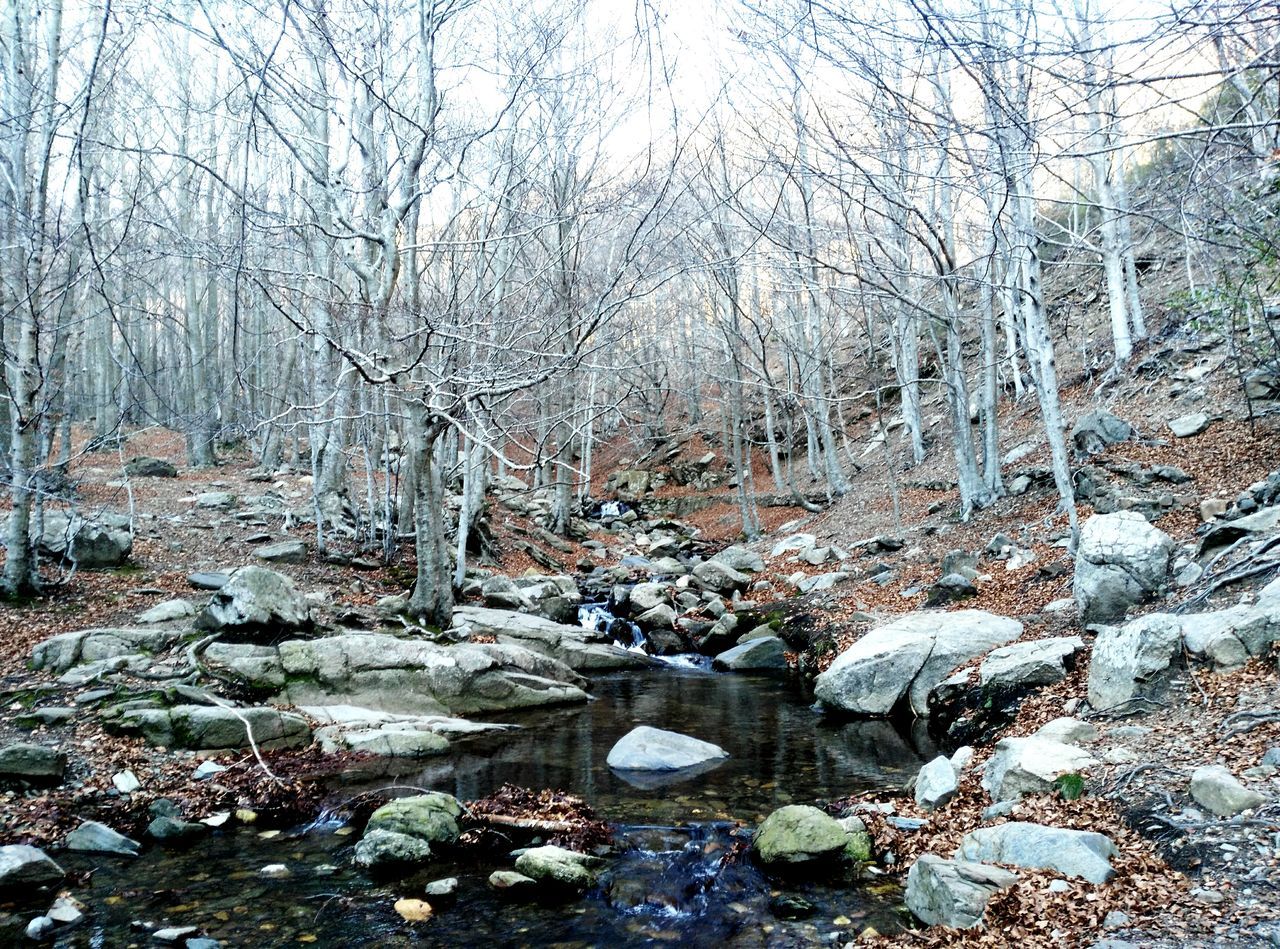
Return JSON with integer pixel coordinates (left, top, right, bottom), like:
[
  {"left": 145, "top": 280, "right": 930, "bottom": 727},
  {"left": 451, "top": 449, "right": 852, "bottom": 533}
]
[{"left": 2, "top": 331, "right": 1280, "bottom": 946}]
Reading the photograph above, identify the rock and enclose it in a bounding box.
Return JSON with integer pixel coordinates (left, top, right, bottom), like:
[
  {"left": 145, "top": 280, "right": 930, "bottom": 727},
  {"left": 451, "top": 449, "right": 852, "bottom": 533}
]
[
  {"left": 1104, "top": 910, "right": 1133, "bottom": 929},
  {"left": 195, "top": 491, "right": 236, "bottom": 509},
  {"left": 814, "top": 610, "right": 1022, "bottom": 717},
  {"left": 713, "top": 636, "right": 787, "bottom": 671},
  {"left": 1168, "top": 413, "right": 1211, "bottom": 437},
  {"left": 365, "top": 793, "right": 462, "bottom": 846},
  {"left": 772, "top": 534, "right": 817, "bottom": 557},
  {"left": 353, "top": 829, "right": 433, "bottom": 871},
  {"left": 1245, "top": 368, "right": 1280, "bottom": 400},
  {"left": 1071, "top": 410, "right": 1133, "bottom": 455},
  {"left": 65, "top": 820, "right": 140, "bottom": 857},
  {"left": 424, "top": 877, "right": 458, "bottom": 899},
  {"left": 125, "top": 456, "right": 177, "bottom": 477},
  {"left": 480, "top": 575, "right": 530, "bottom": 611},
  {"left": 691, "top": 559, "right": 749, "bottom": 593},
  {"left": 0, "top": 744, "right": 66, "bottom": 786},
  {"left": 317, "top": 725, "right": 449, "bottom": 758},
  {"left": 795, "top": 571, "right": 852, "bottom": 593},
  {"left": 1189, "top": 765, "right": 1267, "bottom": 817},
  {"left": 192, "top": 761, "right": 227, "bottom": 780},
  {"left": 628, "top": 582, "right": 670, "bottom": 613},
  {"left": 752, "top": 805, "right": 866, "bottom": 868},
  {"left": 1036, "top": 718, "right": 1098, "bottom": 745},
  {"left": 514, "top": 845, "right": 603, "bottom": 890},
  {"left": 635, "top": 603, "right": 677, "bottom": 630},
  {"left": 26, "top": 916, "right": 55, "bottom": 940},
  {"left": 1087, "top": 614, "right": 1183, "bottom": 711},
  {"left": 488, "top": 870, "right": 536, "bottom": 894},
  {"left": 607, "top": 726, "right": 728, "bottom": 771},
  {"left": 904, "top": 854, "right": 1017, "bottom": 929},
  {"left": 978, "top": 637, "right": 1084, "bottom": 689},
  {"left": 116, "top": 705, "right": 311, "bottom": 751},
  {"left": 711, "top": 545, "right": 765, "bottom": 573},
  {"left": 138, "top": 599, "right": 196, "bottom": 624},
  {"left": 187, "top": 571, "right": 229, "bottom": 591},
  {"left": 915, "top": 755, "right": 959, "bottom": 811},
  {"left": 147, "top": 816, "right": 209, "bottom": 842},
  {"left": 18, "top": 511, "right": 133, "bottom": 568},
  {"left": 1073, "top": 512, "right": 1173, "bottom": 624},
  {"left": 925, "top": 573, "right": 977, "bottom": 607},
  {"left": 1181, "top": 603, "right": 1280, "bottom": 670},
  {"left": 253, "top": 540, "right": 307, "bottom": 564},
  {"left": 1263, "top": 747, "right": 1280, "bottom": 768},
  {"left": 982, "top": 737, "right": 1099, "bottom": 802},
  {"left": 150, "top": 926, "right": 199, "bottom": 942},
  {"left": 112, "top": 769, "right": 141, "bottom": 794},
  {"left": 452, "top": 606, "right": 653, "bottom": 672},
  {"left": 393, "top": 897, "right": 433, "bottom": 921},
  {"left": 0, "top": 845, "right": 64, "bottom": 888},
  {"left": 956, "top": 823, "right": 1117, "bottom": 883},
  {"left": 30, "top": 625, "right": 182, "bottom": 677},
  {"left": 195, "top": 566, "right": 311, "bottom": 637}
]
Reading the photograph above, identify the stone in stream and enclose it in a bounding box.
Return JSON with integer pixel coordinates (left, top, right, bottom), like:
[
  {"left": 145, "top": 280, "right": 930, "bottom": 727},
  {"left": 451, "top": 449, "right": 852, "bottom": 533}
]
[
  {"left": 353, "top": 829, "right": 433, "bottom": 872},
  {"left": 606, "top": 726, "right": 728, "bottom": 772},
  {"left": 147, "top": 816, "right": 209, "bottom": 843},
  {"left": 488, "top": 869, "right": 537, "bottom": 895},
  {"left": 64, "top": 820, "right": 140, "bottom": 857},
  {"left": 451, "top": 606, "right": 655, "bottom": 672},
  {"left": 513, "top": 845, "right": 604, "bottom": 890},
  {"left": 0, "top": 845, "right": 65, "bottom": 888},
  {"left": 0, "top": 743, "right": 66, "bottom": 786},
  {"left": 752, "top": 804, "right": 871, "bottom": 868},
  {"left": 713, "top": 636, "right": 787, "bottom": 671},
  {"left": 956, "top": 823, "right": 1117, "bottom": 883},
  {"left": 905, "top": 854, "right": 1017, "bottom": 929},
  {"left": 365, "top": 793, "right": 463, "bottom": 846}
]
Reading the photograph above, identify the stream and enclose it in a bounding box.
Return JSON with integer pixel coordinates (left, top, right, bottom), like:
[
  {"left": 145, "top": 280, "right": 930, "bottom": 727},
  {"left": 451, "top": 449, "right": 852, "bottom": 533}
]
[{"left": 58, "top": 663, "right": 937, "bottom": 946}]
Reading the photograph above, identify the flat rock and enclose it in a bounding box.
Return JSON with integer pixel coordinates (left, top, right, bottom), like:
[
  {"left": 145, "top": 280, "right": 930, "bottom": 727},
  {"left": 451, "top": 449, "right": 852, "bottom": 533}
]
[
  {"left": 452, "top": 606, "right": 655, "bottom": 672},
  {"left": 137, "top": 598, "right": 196, "bottom": 625},
  {"left": 713, "top": 636, "right": 787, "bottom": 671},
  {"left": 514, "top": 845, "right": 604, "bottom": 890},
  {"left": 1087, "top": 615, "right": 1183, "bottom": 711},
  {"left": 188, "top": 571, "right": 230, "bottom": 590},
  {"left": 0, "top": 845, "right": 64, "bottom": 888},
  {"left": 905, "top": 854, "right": 1017, "bottom": 928},
  {"left": 979, "top": 637, "right": 1084, "bottom": 689},
  {"left": 65, "top": 820, "right": 140, "bottom": 857},
  {"left": 0, "top": 743, "right": 66, "bottom": 786},
  {"left": 957, "top": 823, "right": 1116, "bottom": 883},
  {"left": 1190, "top": 765, "right": 1267, "bottom": 817},
  {"left": 254, "top": 540, "right": 307, "bottom": 564},
  {"left": 607, "top": 726, "right": 728, "bottom": 771},
  {"left": 814, "top": 610, "right": 1022, "bottom": 717},
  {"left": 1168, "top": 413, "right": 1211, "bottom": 438},
  {"left": 115, "top": 704, "right": 311, "bottom": 751},
  {"left": 31, "top": 627, "right": 182, "bottom": 675}
]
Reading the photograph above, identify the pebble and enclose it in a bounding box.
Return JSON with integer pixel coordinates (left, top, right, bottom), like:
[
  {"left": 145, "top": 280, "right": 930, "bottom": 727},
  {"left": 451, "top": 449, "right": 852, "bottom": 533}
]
[
  {"left": 1048, "top": 880, "right": 1071, "bottom": 893},
  {"left": 1191, "top": 887, "right": 1226, "bottom": 904},
  {"left": 259, "top": 864, "right": 290, "bottom": 878},
  {"left": 26, "top": 916, "right": 55, "bottom": 941},
  {"left": 152, "top": 927, "right": 199, "bottom": 943},
  {"left": 1103, "top": 910, "right": 1131, "bottom": 929},
  {"left": 192, "top": 761, "right": 227, "bottom": 781},
  {"left": 47, "top": 896, "right": 86, "bottom": 925}
]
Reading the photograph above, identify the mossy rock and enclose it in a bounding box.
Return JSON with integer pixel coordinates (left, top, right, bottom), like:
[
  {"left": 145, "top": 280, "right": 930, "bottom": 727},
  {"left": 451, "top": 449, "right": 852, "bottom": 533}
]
[{"left": 365, "top": 793, "right": 462, "bottom": 846}]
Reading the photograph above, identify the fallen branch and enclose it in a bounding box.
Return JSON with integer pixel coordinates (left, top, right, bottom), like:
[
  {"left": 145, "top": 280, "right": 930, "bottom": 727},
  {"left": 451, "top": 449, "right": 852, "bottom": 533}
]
[
  {"left": 1220, "top": 707, "right": 1280, "bottom": 739},
  {"left": 467, "top": 812, "right": 582, "bottom": 835}
]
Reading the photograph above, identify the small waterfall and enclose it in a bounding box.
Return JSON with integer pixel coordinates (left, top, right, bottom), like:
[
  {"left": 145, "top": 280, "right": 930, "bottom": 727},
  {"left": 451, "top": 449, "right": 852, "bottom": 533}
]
[{"left": 578, "top": 601, "right": 648, "bottom": 652}]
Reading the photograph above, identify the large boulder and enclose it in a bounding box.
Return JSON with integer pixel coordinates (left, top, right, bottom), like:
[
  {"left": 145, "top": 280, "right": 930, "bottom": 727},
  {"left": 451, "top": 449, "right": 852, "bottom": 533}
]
[
  {"left": 713, "top": 636, "right": 787, "bottom": 671},
  {"left": 1071, "top": 410, "right": 1133, "bottom": 456},
  {"left": 956, "top": 823, "right": 1117, "bottom": 884},
  {"left": 0, "top": 845, "right": 64, "bottom": 888},
  {"left": 31, "top": 627, "right": 183, "bottom": 675},
  {"left": 451, "top": 606, "right": 652, "bottom": 672},
  {"left": 1181, "top": 603, "right": 1280, "bottom": 671},
  {"left": 814, "top": 611, "right": 1022, "bottom": 717},
  {"left": 21, "top": 512, "right": 133, "bottom": 568},
  {"left": 978, "top": 637, "right": 1084, "bottom": 689},
  {"left": 607, "top": 726, "right": 728, "bottom": 772},
  {"left": 209, "top": 633, "right": 590, "bottom": 716},
  {"left": 1073, "top": 512, "right": 1173, "bottom": 624},
  {"left": 691, "top": 559, "right": 749, "bottom": 593},
  {"left": 365, "top": 793, "right": 462, "bottom": 846},
  {"left": 982, "top": 736, "right": 1099, "bottom": 802},
  {"left": 1087, "top": 615, "right": 1183, "bottom": 711},
  {"left": 915, "top": 755, "right": 960, "bottom": 811},
  {"left": 0, "top": 744, "right": 66, "bottom": 786},
  {"left": 710, "top": 545, "right": 765, "bottom": 574},
  {"left": 752, "top": 805, "right": 868, "bottom": 868},
  {"left": 513, "top": 575, "right": 583, "bottom": 624},
  {"left": 905, "top": 854, "right": 1017, "bottom": 929},
  {"left": 195, "top": 566, "right": 311, "bottom": 638},
  {"left": 124, "top": 456, "right": 177, "bottom": 478},
  {"left": 115, "top": 704, "right": 311, "bottom": 751}
]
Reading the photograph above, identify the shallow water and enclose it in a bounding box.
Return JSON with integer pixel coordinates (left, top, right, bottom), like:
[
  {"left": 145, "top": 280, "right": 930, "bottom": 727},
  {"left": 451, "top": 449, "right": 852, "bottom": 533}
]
[{"left": 59, "top": 666, "right": 936, "bottom": 947}]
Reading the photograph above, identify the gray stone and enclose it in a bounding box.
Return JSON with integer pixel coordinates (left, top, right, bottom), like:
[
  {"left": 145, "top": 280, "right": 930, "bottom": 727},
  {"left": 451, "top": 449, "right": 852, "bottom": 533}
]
[
  {"left": 982, "top": 737, "right": 1099, "bottom": 802},
  {"left": 112, "top": 769, "right": 141, "bottom": 794},
  {"left": 188, "top": 571, "right": 229, "bottom": 590},
  {"left": 635, "top": 603, "right": 677, "bottom": 630},
  {"left": 192, "top": 761, "right": 227, "bottom": 780},
  {"left": 116, "top": 705, "right": 311, "bottom": 751},
  {"left": 424, "top": 877, "right": 458, "bottom": 898},
  {"left": 1073, "top": 512, "right": 1173, "bottom": 624},
  {"left": 979, "top": 637, "right": 1084, "bottom": 689},
  {"left": 488, "top": 869, "right": 536, "bottom": 893},
  {"left": 151, "top": 926, "right": 199, "bottom": 943},
  {"left": 64, "top": 820, "right": 140, "bottom": 857},
  {"left": 253, "top": 540, "right": 307, "bottom": 564},
  {"left": 147, "top": 816, "right": 209, "bottom": 842},
  {"left": 607, "top": 726, "right": 728, "bottom": 771},
  {"left": 1181, "top": 603, "right": 1280, "bottom": 671},
  {"left": 713, "top": 636, "right": 787, "bottom": 671},
  {"left": 514, "top": 845, "right": 604, "bottom": 890},
  {"left": 904, "top": 854, "right": 1017, "bottom": 929},
  {"left": 195, "top": 566, "right": 311, "bottom": 635},
  {"left": 814, "top": 610, "right": 1022, "bottom": 717},
  {"left": 1036, "top": 718, "right": 1098, "bottom": 745},
  {"left": 628, "top": 581, "right": 670, "bottom": 613},
  {"left": 956, "top": 823, "right": 1117, "bottom": 883},
  {"left": 195, "top": 491, "right": 236, "bottom": 509},
  {"left": 1189, "top": 765, "right": 1267, "bottom": 817},
  {"left": 1071, "top": 410, "right": 1133, "bottom": 455},
  {"left": 0, "top": 845, "right": 64, "bottom": 888},
  {"left": 0, "top": 743, "right": 66, "bottom": 785},
  {"left": 1168, "top": 413, "right": 1211, "bottom": 438},
  {"left": 1087, "top": 614, "right": 1183, "bottom": 711},
  {"left": 366, "top": 793, "right": 462, "bottom": 845},
  {"left": 915, "top": 755, "right": 959, "bottom": 811},
  {"left": 125, "top": 456, "right": 177, "bottom": 478},
  {"left": 26, "top": 916, "right": 55, "bottom": 940},
  {"left": 691, "top": 559, "right": 749, "bottom": 593},
  {"left": 926, "top": 573, "right": 977, "bottom": 607},
  {"left": 710, "top": 545, "right": 765, "bottom": 574},
  {"left": 772, "top": 534, "right": 817, "bottom": 557},
  {"left": 21, "top": 511, "right": 132, "bottom": 568},
  {"left": 138, "top": 599, "right": 196, "bottom": 624},
  {"left": 353, "top": 829, "right": 433, "bottom": 871}
]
